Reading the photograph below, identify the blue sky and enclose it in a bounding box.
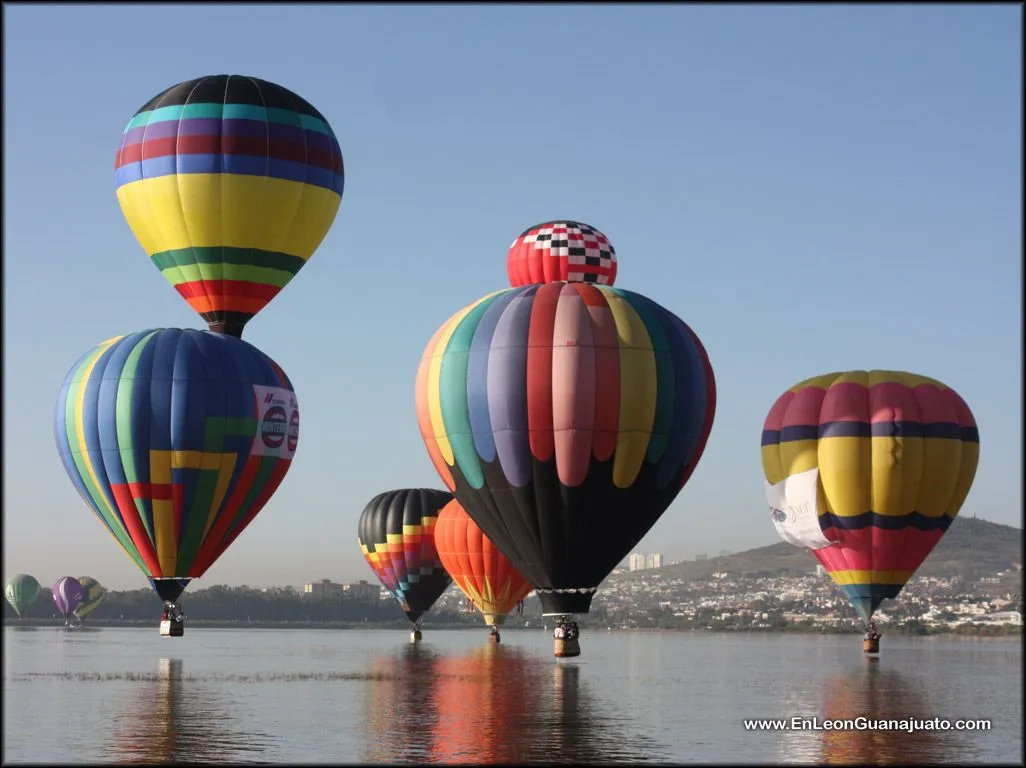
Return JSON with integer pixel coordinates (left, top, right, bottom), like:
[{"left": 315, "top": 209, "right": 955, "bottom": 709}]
[{"left": 3, "top": 4, "right": 1021, "bottom": 591}]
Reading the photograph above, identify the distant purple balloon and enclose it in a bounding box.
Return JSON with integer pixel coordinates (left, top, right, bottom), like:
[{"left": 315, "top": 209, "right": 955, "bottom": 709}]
[{"left": 52, "top": 577, "right": 85, "bottom": 617}]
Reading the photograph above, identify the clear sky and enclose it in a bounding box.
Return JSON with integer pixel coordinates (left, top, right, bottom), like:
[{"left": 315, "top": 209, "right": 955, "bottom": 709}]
[{"left": 3, "top": 4, "right": 1021, "bottom": 592}]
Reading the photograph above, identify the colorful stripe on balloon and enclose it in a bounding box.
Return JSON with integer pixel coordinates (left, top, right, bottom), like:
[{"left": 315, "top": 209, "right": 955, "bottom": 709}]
[
  {"left": 760, "top": 370, "right": 980, "bottom": 621},
  {"left": 416, "top": 282, "right": 716, "bottom": 493},
  {"left": 54, "top": 329, "right": 298, "bottom": 583}
]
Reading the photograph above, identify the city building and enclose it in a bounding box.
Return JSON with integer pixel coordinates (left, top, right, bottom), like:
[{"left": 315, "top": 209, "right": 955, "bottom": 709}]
[
  {"left": 343, "top": 580, "right": 381, "bottom": 603},
  {"left": 629, "top": 552, "right": 665, "bottom": 572},
  {"left": 304, "top": 579, "right": 343, "bottom": 596}
]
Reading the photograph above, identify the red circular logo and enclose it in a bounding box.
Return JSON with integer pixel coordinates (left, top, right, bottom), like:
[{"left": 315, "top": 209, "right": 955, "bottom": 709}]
[
  {"left": 287, "top": 409, "right": 300, "bottom": 453},
  {"left": 261, "top": 405, "right": 288, "bottom": 448}
]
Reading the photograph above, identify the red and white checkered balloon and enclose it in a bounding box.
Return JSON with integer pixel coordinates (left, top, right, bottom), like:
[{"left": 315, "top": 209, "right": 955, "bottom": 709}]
[{"left": 507, "top": 220, "right": 617, "bottom": 287}]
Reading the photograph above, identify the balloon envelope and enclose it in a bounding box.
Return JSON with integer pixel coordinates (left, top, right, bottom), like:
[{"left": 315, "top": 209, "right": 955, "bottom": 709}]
[
  {"left": 435, "top": 499, "right": 533, "bottom": 626},
  {"left": 416, "top": 282, "right": 716, "bottom": 615},
  {"left": 54, "top": 328, "right": 299, "bottom": 604},
  {"left": 74, "top": 577, "right": 107, "bottom": 620},
  {"left": 761, "top": 370, "right": 979, "bottom": 622},
  {"left": 115, "top": 74, "right": 344, "bottom": 337},
  {"left": 357, "top": 489, "right": 453, "bottom": 624},
  {"left": 4, "top": 574, "right": 41, "bottom": 616},
  {"left": 53, "top": 577, "right": 86, "bottom": 616},
  {"left": 507, "top": 221, "right": 616, "bottom": 287}
]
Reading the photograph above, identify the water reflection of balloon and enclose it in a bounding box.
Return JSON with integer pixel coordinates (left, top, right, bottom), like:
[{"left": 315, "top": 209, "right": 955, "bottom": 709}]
[
  {"left": 435, "top": 499, "right": 533, "bottom": 639},
  {"left": 818, "top": 666, "right": 960, "bottom": 765},
  {"left": 416, "top": 281, "right": 716, "bottom": 656},
  {"left": 357, "top": 489, "right": 453, "bottom": 640},
  {"left": 115, "top": 74, "right": 345, "bottom": 338},
  {"left": 73, "top": 577, "right": 106, "bottom": 623},
  {"left": 4, "top": 574, "right": 41, "bottom": 617},
  {"left": 54, "top": 329, "right": 300, "bottom": 628},
  {"left": 363, "top": 644, "right": 442, "bottom": 763},
  {"left": 761, "top": 370, "right": 980, "bottom": 653},
  {"left": 108, "top": 658, "right": 275, "bottom": 763},
  {"left": 430, "top": 644, "right": 541, "bottom": 763}
]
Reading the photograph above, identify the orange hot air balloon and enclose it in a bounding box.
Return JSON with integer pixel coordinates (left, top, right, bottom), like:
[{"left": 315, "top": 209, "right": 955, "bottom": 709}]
[{"left": 435, "top": 500, "right": 533, "bottom": 630}]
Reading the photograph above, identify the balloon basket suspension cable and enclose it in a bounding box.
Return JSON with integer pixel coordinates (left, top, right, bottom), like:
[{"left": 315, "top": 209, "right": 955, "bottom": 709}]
[{"left": 552, "top": 615, "right": 581, "bottom": 659}]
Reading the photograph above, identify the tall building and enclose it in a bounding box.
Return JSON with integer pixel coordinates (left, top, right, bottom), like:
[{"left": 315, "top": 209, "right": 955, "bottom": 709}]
[
  {"left": 304, "top": 579, "right": 343, "bottom": 596},
  {"left": 628, "top": 553, "right": 647, "bottom": 572},
  {"left": 343, "top": 580, "right": 381, "bottom": 603},
  {"left": 645, "top": 553, "right": 663, "bottom": 569}
]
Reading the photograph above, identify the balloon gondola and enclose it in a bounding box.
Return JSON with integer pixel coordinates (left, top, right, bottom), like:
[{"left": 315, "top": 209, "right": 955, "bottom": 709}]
[
  {"left": 54, "top": 328, "right": 300, "bottom": 636},
  {"left": 358, "top": 489, "right": 454, "bottom": 643},
  {"left": 416, "top": 278, "right": 716, "bottom": 658},
  {"left": 114, "top": 74, "right": 344, "bottom": 339},
  {"left": 761, "top": 370, "right": 979, "bottom": 654}
]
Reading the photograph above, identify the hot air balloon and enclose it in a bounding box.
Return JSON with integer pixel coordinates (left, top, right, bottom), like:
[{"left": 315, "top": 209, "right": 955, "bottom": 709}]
[
  {"left": 4, "top": 574, "right": 41, "bottom": 618},
  {"left": 115, "top": 74, "right": 344, "bottom": 338},
  {"left": 358, "top": 489, "right": 454, "bottom": 643},
  {"left": 53, "top": 577, "right": 86, "bottom": 624},
  {"left": 760, "top": 370, "right": 979, "bottom": 654},
  {"left": 55, "top": 328, "right": 300, "bottom": 635},
  {"left": 416, "top": 282, "right": 716, "bottom": 657},
  {"left": 73, "top": 577, "right": 106, "bottom": 624},
  {"left": 507, "top": 220, "right": 617, "bottom": 288},
  {"left": 435, "top": 499, "right": 533, "bottom": 643}
]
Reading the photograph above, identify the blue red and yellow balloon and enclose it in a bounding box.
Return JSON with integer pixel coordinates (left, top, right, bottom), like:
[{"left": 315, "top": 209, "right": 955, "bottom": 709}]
[
  {"left": 357, "top": 489, "right": 453, "bottom": 625},
  {"left": 416, "top": 282, "right": 716, "bottom": 615},
  {"left": 54, "top": 328, "right": 300, "bottom": 603},
  {"left": 115, "top": 74, "right": 344, "bottom": 337},
  {"left": 761, "top": 370, "right": 979, "bottom": 622}
]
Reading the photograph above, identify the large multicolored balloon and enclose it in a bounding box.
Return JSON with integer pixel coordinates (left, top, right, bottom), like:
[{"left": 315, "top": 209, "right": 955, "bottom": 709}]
[
  {"left": 53, "top": 577, "right": 86, "bottom": 617},
  {"left": 4, "top": 574, "right": 41, "bottom": 616},
  {"left": 507, "top": 221, "right": 616, "bottom": 287},
  {"left": 357, "top": 489, "right": 453, "bottom": 625},
  {"left": 761, "top": 370, "right": 979, "bottom": 623},
  {"left": 416, "top": 282, "right": 716, "bottom": 615},
  {"left": 73, "top": 577, "right": 107, "bottom": 621},
  {"left": 115, "top": 74, "right": 344, "bottom": 338},
  {"left": 435, "top": 499, "right": 532, "bottom": 627},
  {"left": 54, "top": 328, "right": 300, "bottom": 604}
]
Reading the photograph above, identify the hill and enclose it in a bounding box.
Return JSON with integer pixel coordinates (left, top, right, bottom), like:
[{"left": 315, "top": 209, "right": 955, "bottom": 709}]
[{"left": 623, "top": 516, "right": 1023, "bottom": 584}]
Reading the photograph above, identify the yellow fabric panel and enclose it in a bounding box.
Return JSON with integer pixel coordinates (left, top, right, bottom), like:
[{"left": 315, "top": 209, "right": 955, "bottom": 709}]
[
  {"left": 829, "top": 570, "right": 914, "bottom": 585},
  {"left": 153, "top": 499, "right": 176, "bottom": 576},
  {"left": 116, "top": 175, "right": 340, "bottom": 258},
  {"left": 915, "top": 438, "right": 963, "bottom": 518},
  {"left": 869, "top": 435, "right": 924, "bottom": 517},
  {"left": 945, "top": 442, "right": 980, "bottom": 518},
  {"left": 818, "top": 436, "right": 872, "bottom": 518},
  {"left": 761, "top": 445, "right": 784, "bottom": 486},
  {"left": 788, "top": 372, "right": 843, "bottom": 393},
  {"left": 402, "top": 525, "right": 422, "bottom": 535},
  {"left": 150, "top": 451, "right": 172, "bottom": 485},
  {"left": 604, "top": 292, "right": 656, "bottom": 489},
  {"left": 202, "top": 454, "right": 238, "bottom": 540}
]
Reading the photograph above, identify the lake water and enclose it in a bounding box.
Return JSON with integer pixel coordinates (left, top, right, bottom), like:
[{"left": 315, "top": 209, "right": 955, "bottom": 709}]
[{"left": 3, "top": 626, "right": 1022, "bottom": 764}]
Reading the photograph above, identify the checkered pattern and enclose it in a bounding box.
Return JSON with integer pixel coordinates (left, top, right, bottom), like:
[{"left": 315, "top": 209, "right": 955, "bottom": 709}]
[{"left": 509, "top": 220, "right": 616, "bottom": 285}]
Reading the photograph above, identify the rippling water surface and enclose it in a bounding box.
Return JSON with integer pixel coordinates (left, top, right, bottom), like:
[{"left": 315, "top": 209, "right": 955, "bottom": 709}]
[{"left": 3, "top": 626, "right": 1021, "bottom": 764}]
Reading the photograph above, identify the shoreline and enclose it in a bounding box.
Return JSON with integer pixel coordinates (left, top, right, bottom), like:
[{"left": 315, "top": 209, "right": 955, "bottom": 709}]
[{"left": 3, "top": 619, "right": 1020, "bottom": 637}]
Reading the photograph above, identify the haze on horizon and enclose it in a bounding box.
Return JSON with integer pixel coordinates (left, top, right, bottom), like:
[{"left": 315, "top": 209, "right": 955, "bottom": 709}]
[{"left": 3, "top": 5, "right": 1021, "bottom": 593}]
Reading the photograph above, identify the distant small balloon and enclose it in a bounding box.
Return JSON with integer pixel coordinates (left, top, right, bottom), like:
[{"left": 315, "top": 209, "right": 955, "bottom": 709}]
[
  {"left": 506, "top": 220, "right": 616, "bottom": 287},
  {"left": 53, "top": 577, "right": 86, "bottom": 617}
]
